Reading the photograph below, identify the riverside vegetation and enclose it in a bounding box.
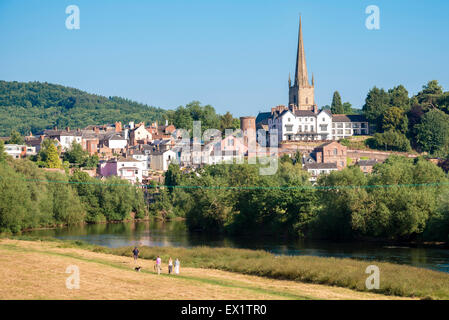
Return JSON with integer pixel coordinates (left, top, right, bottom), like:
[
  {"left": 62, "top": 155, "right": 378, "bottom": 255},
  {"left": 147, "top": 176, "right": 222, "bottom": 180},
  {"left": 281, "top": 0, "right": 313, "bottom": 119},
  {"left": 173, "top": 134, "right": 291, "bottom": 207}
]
[
  {"left": 154, "top": 155, "right": 449, "bottom": 242},
  {"left": 0, "top": 153, "right": 147, "bottom": 233}
]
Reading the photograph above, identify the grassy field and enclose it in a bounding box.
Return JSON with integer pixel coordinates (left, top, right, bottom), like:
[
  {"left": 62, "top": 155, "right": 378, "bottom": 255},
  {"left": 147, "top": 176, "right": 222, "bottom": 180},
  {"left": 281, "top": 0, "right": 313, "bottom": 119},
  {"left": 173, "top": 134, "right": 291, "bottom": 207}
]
[
  {"left": 1, "top": 237, "right": 449, "bottom": 300},
  {"left": 0, "top": 238, "right": 409, "bottom": 300}
]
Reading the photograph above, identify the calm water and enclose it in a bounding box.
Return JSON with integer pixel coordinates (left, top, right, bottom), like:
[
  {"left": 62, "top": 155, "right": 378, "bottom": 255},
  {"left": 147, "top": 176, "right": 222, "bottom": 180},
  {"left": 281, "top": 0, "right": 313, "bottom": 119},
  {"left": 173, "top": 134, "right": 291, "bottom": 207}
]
[{"left": 26, "top": 220, "right": 449, "bottom": 273}]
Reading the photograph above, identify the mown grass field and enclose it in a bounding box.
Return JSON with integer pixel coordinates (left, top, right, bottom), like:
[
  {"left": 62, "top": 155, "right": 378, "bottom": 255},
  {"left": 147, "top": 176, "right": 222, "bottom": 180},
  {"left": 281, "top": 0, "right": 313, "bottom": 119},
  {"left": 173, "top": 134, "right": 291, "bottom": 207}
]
[
  {"left": 0, "top": 238, "right": 408, "bottom": 300},
  {"left": 1, "top": 237, "right": 448, "bottom": 300}
]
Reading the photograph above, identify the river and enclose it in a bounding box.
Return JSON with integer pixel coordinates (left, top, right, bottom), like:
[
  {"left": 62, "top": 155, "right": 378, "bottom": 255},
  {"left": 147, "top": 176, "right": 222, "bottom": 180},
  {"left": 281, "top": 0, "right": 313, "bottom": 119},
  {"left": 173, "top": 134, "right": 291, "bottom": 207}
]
[{"left": 26, "top": 220, "right": 449, "bottom": 273}]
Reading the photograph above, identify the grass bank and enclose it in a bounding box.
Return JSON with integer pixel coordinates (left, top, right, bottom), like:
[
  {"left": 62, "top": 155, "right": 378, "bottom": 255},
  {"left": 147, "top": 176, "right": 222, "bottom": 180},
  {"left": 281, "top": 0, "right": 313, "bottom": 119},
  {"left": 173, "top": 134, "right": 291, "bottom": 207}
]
[
  {"left": 8, "top": 235, "right": 449, "bottom": 300},
  {"left": 0, "top": 238, "right": 406, "bottom": 300}
]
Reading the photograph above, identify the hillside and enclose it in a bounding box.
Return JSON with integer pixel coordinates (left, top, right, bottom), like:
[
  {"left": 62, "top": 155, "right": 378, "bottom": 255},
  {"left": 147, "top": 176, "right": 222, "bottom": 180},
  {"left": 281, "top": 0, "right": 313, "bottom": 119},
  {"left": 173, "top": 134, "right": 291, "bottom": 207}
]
[{"left": 0, "top": 81, "right": 167, "bottom": 136}]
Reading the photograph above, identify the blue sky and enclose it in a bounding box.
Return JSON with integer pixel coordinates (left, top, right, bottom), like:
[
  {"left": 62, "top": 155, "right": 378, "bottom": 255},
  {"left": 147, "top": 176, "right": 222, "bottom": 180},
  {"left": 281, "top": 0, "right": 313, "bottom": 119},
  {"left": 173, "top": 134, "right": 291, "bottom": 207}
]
[{"left": 1, "top": 0, "right": 448, "bottom": 117}]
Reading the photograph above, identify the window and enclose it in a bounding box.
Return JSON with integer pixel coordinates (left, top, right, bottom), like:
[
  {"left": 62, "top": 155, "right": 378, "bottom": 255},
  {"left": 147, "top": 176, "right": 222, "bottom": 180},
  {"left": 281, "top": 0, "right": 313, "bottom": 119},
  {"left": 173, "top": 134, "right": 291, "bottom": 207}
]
[
  {"left": 310, "top": 125, "right": 314, "bottom": 132},
  {"left": 320, "top": 124, "right": 328, "bottom": 131},
  {"left": 310, "top": 118, "right": 314, "bottom": 122},
  {"left": 345, "top": 129, "right": 351, "bottom": 134},
  {"left": 345, "top": 123, "right": 351, "bottom": 128},
  {"left": 288, "top": 118, "right": 291, "bottom": 122},
  {"left": 305, "top": 125, "right": 308, "bottom": 131},
  {"left": 306, "top": 97, "right": 309, "bottom": 104},
  {"left": 337, "top": 123, "right": 343, "bottom": 128},
  {"left": 285, "top": 125, "right": 293, "bottom": 132},
  {"left": 333, "top": 148, "right": 338, "bottom": 155}
]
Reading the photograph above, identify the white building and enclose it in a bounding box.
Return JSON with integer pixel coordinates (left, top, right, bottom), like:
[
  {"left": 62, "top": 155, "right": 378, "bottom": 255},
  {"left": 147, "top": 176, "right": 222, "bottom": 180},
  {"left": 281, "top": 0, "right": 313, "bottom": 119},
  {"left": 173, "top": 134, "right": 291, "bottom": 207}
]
[
  {"left": 303, "top": 162, "right": 338, "bottom": 182},
  {"left": 4, "top": 144, "right": 36, "bottom": 159},
  {"left": 265, "top": 108, "right": 368, "bottom": 143},
  {"left": 106, "top": 134, "right": 128, "bottom": 149}
]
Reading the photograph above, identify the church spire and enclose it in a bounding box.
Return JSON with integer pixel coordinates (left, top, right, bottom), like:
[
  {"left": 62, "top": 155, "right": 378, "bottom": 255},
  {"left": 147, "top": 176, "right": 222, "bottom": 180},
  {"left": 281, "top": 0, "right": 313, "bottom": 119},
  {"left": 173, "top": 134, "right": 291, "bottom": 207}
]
[{"left": 294, "top": 15, "right": 309, "bottom": 87}]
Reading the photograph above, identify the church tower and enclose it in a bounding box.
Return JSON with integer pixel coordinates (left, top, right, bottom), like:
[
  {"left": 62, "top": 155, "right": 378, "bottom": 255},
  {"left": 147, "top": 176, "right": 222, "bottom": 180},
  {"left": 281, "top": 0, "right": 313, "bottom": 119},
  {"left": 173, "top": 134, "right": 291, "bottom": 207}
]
[{"left": 288, "top": 16, "right": 317, "bottom": 112}]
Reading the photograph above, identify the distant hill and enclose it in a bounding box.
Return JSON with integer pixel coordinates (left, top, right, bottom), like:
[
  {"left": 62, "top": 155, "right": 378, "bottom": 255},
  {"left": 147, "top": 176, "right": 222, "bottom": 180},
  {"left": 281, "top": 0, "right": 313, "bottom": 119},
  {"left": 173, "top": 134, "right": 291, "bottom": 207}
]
[{"left": 0, "top": 81, "right": 167, "bottom": 136}]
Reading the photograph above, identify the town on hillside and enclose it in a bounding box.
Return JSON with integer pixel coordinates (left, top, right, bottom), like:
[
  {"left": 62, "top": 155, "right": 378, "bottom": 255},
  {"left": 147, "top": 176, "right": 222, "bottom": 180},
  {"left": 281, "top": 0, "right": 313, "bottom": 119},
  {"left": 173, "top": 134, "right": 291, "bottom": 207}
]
[{"left": 1, "top": 18, "right": 444, "bottom": 185}]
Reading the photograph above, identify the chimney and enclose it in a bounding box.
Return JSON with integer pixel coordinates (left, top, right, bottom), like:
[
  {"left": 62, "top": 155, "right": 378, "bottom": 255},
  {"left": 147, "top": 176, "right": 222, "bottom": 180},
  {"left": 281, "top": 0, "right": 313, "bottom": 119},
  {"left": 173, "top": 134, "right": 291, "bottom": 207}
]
[{"left": 165, "top": 119, "right": 168, "bottom": 126}]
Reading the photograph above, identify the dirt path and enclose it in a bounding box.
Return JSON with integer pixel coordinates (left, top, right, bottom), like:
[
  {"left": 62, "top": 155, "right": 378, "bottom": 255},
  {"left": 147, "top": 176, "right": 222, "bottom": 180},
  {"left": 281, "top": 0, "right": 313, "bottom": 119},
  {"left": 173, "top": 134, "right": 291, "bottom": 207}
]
[{"left": 0, "top": 239, "right": 412, "bottom": 300}]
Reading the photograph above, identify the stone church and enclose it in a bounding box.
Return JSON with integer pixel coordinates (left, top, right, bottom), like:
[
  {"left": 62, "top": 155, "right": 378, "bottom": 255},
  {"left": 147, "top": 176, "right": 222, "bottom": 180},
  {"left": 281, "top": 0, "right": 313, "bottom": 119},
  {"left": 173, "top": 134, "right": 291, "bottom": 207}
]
[{"left": 253, "top": 17, "right": 369, "bottom": 143}]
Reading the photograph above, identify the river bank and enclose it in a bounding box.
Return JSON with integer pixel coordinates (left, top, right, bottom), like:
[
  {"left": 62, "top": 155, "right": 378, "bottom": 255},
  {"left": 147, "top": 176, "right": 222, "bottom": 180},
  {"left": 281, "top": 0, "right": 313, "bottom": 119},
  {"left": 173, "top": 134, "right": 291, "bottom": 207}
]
[
  {"left": 3, "top": 237, "right": 449, "bottom": 299},
  {"left": 0, "top": 238, "right": 412, "bottom": 300}
]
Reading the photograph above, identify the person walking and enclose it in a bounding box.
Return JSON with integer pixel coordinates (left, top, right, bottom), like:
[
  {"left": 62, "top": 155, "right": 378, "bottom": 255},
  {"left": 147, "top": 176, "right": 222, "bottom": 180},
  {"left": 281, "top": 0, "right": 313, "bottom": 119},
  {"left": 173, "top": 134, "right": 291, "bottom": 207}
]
[
  {"left": 168, "top": 257, "right": 173, "bottom": 274},
  {"left": 132, "top": 246, "right": 139, "bottom": 264},
  {"left": 156, "top": 255, "right": 162, "bottom": 275},
  {"left": 174, "top": 258, "right": 180, "bottom": 275}
]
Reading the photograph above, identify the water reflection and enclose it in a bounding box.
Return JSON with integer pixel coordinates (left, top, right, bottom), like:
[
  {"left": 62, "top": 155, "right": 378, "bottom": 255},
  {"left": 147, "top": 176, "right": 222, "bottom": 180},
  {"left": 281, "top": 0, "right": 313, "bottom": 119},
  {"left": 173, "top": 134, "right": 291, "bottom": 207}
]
[{"left": 26, "top": 220, "right": 449, "bottom": 273}]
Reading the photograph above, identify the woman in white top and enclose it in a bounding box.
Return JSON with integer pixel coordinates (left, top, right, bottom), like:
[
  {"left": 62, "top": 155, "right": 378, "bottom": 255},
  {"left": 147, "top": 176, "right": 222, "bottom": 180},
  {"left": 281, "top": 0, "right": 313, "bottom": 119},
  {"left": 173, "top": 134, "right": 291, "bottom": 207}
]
[{"left": 174, "top": 258, "right": 180, "bottom": 275}]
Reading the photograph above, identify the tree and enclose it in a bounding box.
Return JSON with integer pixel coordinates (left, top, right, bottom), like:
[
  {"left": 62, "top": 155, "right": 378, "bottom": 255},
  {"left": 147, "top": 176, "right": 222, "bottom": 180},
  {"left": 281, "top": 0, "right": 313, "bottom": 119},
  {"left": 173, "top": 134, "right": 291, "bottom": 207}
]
[
  {"left": 382, "top": 106, "right": 408, "bottom": 133},
  {"left": 388, "top": 85, "right": 410, "bottom": 112},
  {"left": 367, "top": 130, "right": 411, "bottom": 152},
  {"left": 0, "top": 141, "right": 5, "bottom": 162},
  {"left": 362, "top": 87, "right": 390, "bottom": 132},
  {"left": 342, "top": 102, "right": 352, "bottom": 114},
  {"left": 331, "top": 91, "right": 343, "bottom": 114},
  {"left": 415, "top": 109, "right": 449, "bottom": 155},
  {"left": 45, "top": 143, "right": 62, "bottom": 168},
  {"left": 8, "top": 130, "right": 24, "bottom": 145},
  {"left": 63, "top": 141, "right": 88, "bottom": 166}
]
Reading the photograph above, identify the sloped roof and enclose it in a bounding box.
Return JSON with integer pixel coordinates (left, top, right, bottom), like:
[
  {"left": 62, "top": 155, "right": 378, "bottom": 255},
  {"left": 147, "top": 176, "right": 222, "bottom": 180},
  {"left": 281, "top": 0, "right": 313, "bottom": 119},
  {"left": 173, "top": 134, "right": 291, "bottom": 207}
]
[
  {"left": 304, "top": 162, "right": 338, "bottom": 170},
  {"left": 256, "top": 112, "right": 271, "bottom": 125},
  {"left": 332, "top": 114, "right": 367, "bottom": 122}
]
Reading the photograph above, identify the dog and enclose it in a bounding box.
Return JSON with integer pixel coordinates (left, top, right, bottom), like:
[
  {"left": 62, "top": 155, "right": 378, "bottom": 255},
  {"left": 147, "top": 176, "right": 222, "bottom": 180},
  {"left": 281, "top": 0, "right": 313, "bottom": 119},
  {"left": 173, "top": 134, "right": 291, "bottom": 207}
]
[{"left": 134, "top": 266, "right": 142, "bottom": 272}]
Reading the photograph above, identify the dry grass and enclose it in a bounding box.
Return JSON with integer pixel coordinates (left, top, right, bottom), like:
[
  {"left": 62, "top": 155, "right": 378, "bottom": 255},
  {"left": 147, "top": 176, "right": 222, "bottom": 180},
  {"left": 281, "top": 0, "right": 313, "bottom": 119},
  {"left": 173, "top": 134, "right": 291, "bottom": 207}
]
[
  {"left": 101, "top": 244, "right": 449, "bottom": 299},
  {"left": 0, "top": 239, "right": 410, "bottom": 300}
]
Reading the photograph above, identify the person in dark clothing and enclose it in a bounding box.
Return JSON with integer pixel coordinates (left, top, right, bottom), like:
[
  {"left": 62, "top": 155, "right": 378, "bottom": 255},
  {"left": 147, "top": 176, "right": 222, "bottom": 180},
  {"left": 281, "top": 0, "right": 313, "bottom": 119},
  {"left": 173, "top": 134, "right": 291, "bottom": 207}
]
[{"left": 132, "top": 247, "right": 139, "bottom": 264}]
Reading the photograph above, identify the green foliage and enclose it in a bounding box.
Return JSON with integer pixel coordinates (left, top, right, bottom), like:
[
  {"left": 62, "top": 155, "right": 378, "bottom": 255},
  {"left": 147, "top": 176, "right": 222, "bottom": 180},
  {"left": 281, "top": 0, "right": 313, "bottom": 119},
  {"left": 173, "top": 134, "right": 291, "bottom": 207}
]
[
  {"left": 0, "top": 141, "right": 5, "bottom": 163},
  {"left": 159, "top": 162, "right": 315, "bottom": 237},
  {"left": 331, "top": 91, "right": 343, "bottom": 114},
  {"left": 63, "top": 141, "right": 88, "bottom": 166},
  {"left": 367, "top": 130, "right": 411, "bottom": 152},
  {"left": 0, "top": 81, "right": 166, "bottom": 136},
  {"left": 45, "top": 143, "right": 62, "bottom": 168},
  {"left": 382, "top": 106, "right": 408, "bottom": 133},
  {"left": 314, "top": 156, "right": 447, "bottom": 241},
  {"left": 7, "top": 130, "right": 24, "bottom": 145},
  {"left": 415, "top": 109, "right": 449, "bottom": 156},
  {"left": 166, "top": 101, "right": 239, "bottom": 135},
  {"left": 362, "top": 87, "right": 391, "bottom": 132},
  {"left": 0, "top": 158, "right": 147, "bottom": 232}
]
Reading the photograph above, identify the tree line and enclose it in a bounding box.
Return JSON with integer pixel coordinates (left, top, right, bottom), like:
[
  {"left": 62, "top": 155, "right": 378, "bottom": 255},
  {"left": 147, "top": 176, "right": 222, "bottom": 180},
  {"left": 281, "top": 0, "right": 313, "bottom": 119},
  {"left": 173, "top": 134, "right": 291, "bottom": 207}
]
[
  {"left": 154, "top": 156, "right": 449, "bottom": 242},
  {"left": 0, "top": 81, "right": 240, "bottom": 137},
  {"left": 0, "top": 144, "right": 147, "bottom": 233}
]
